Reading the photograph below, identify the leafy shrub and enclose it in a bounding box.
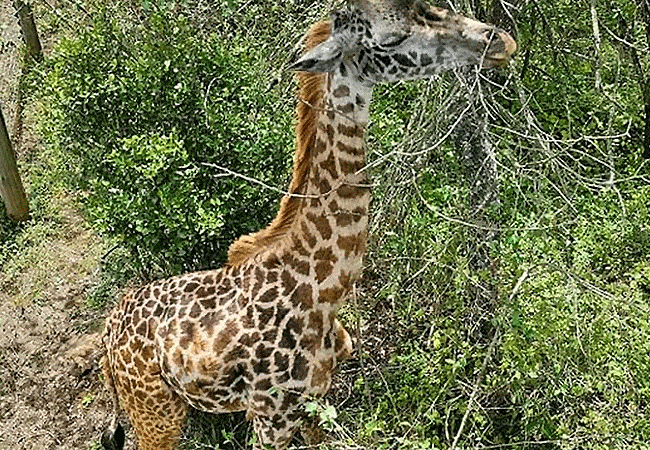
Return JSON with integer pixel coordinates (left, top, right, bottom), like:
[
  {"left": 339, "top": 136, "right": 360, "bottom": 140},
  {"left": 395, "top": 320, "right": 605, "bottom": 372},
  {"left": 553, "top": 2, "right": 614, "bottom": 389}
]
[{"left": 37, "top": 10, "right": 293, "bottom": 275}]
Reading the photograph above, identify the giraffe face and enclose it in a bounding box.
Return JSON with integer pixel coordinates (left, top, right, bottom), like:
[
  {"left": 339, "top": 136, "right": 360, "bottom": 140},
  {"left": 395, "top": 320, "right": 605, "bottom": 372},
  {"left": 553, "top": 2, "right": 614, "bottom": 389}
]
[{"left": 290, "top": 0, "right": 516, "bottom": 83}]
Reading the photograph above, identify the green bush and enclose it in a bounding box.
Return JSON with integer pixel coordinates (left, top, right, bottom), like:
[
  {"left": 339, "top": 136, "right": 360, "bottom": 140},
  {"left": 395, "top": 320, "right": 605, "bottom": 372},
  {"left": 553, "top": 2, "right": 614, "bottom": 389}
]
[{"left": 37, "top": 10, "right": 293, "bottom": 275}]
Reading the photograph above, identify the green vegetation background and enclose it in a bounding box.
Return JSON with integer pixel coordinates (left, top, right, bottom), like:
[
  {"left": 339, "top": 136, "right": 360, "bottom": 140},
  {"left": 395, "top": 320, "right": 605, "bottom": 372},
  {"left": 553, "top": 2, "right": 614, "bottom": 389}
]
[{"left": 2, "top": 0, "right": 649, "bottom": 448}]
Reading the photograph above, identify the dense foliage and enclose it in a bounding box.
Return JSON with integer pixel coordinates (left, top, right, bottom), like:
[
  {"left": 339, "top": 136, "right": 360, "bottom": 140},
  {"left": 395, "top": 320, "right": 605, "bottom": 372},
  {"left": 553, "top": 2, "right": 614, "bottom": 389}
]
[
  {"left": 37, "top": 9, "right": 294, "bottom": 274},
  {"left": 6, "top": 0, "right": 648, "bottom": 448}
]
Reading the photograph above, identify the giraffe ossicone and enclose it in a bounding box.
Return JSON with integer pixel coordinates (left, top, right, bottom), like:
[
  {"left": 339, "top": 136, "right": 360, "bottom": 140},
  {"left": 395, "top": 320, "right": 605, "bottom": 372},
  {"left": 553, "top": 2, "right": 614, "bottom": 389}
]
[{"left": 101, "top": 1, "right": 516, "bottom": 449}]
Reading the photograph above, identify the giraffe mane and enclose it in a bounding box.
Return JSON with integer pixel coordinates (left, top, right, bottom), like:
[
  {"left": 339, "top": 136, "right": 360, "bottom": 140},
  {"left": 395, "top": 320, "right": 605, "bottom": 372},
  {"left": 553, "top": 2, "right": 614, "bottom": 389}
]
[{"left": 227, "top": 21, "right": 332, "bottom": 266}]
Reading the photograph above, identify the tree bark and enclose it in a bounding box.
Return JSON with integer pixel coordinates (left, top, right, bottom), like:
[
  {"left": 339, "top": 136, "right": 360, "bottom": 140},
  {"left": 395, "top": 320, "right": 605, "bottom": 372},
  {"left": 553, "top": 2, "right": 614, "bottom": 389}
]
[
  {"left": 0, "top": 106, "right": 29, "bottom": 221},
  {"left": 451, "top": 0, "right": 513, "bottom": 308},
  {"left": 454, "top": 101, "right": 500, "bottom": 301},
  {"left": 13, "top": 0, "right": 42, "bottom": 61}
]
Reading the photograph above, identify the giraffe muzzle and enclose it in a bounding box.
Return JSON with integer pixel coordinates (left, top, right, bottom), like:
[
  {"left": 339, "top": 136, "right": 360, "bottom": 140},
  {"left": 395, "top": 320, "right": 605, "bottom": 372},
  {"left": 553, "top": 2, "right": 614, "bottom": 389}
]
[{"left": 483, "top": 28, "right": 517, "bottom": 68}]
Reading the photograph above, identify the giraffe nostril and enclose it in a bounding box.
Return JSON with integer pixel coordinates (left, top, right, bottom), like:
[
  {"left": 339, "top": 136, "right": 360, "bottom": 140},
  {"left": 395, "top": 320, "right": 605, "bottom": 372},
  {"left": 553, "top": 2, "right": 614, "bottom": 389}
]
[{"left": 488, "top": 35, "right": 506, "bottom": 54}]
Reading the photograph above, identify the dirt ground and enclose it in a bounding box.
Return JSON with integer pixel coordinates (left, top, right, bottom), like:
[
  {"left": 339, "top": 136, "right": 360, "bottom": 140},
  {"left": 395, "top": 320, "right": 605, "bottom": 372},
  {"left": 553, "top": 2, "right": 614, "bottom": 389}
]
[{"left": 0, "top": 4, "right": 114, "bottom": 450}]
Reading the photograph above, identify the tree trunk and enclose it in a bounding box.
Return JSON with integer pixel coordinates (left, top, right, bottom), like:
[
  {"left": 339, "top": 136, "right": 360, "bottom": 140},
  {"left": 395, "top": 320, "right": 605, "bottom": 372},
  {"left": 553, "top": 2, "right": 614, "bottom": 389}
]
[
  {"left": 454, "top": 100, "right": 500, "bottom": 306},
  {"left": 0, "top": 106, "right": 29, "bottom": 221},
  {"left": 451, "top": 0, "right": 514, "bottom": 309},
  {"left": 13, "top": 0, "right": 42, "bottom": 61}
]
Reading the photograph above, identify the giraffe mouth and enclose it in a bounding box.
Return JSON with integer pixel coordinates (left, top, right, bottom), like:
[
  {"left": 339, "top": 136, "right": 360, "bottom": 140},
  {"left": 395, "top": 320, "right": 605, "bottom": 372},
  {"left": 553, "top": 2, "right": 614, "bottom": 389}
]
[
  {"left": 482, "top": 30, "right": 517, "bottom": 68},
  {"left": 482, "top": 54, "right": 512, "bottom": 68}
]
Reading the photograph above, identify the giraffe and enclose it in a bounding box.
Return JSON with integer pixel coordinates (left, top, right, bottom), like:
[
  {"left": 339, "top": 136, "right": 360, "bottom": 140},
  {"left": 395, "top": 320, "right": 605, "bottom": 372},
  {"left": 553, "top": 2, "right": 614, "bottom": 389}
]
[{"left": 101, "top": 1, "right": 516, "bottom": 449}]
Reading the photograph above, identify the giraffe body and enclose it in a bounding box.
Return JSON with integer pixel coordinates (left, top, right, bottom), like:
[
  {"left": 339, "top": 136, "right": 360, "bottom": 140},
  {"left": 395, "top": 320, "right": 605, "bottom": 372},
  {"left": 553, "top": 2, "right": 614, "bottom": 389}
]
[{"left": 102, "top": 1, "right": 516, "bottom": 449}]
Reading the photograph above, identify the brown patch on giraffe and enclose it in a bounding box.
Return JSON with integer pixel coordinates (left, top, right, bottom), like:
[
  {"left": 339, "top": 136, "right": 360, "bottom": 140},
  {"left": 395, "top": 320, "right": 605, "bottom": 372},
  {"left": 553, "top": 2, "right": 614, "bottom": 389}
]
[
  {"left": 215, "top": 277, "right": 232, "bottom": 296},
  {"left": 273, "top": 350, "right": 290, "bottom": 372},
  {"left": 332, "top": 84, "right": 350, "bottom": 98},
  {"left": 189, "top": 302, "right": 202, "bottom": 319},
  {"left": 307, "top": 310, "right": 324, "bottom": 335},
  {"left": 290, "top": 283, "right": 313, "bottom": 309},
  {"left": 299, "top": 220, "right": 318, "bottom": 248},
  {"left": 266, "top": 270, "right": 279, "bottom": 283},
  {"left": 337, "top": 123, "right": 363, "bottom": 138},
  {"left": 325, "top": 124, "right": 335, "bottom": 144},
  {"left": 242, "top": 305, "right": 255, "bottom": 329},
  {"left": 213, "top": 319, "right": 238, "bottom": 354},
  {"left": 291, "top": 353, "right": 309, "bottom": 380},
  {"left": 337, "top": 232, "right": 367, "bottom": 257},
  {"left": 334, "top": 210, "right": 355, "bottom": 227},
  {"left": 337, "top": 102, "right": 355, "bottom": 114},
  {"left": 253, "top": 358, "right": 271, "bottom": 375},
  {"left": 339, "top": 158, "right": 364, "bottom": 175},
  {"left": 196, "top": 285, "right": 215, "bottom": 298},
  {"left": 255, "top": 377, "right": 273, "bottom": 391},
  {"left": 282, "top": 252, "right": 311, "bottom": 276},
  {"left": 309, "top": 195, "right": 322, "bottom": 209},
  {"left": 257, "top": 287, "right": 279, "bottom": 303},
  {"left": 185, "top": 281, "right": 200, "bottom": 293},
  {"left": 319, "top": 178, "right": 332, "bottom": 195},
  {"left": 256, "top": 305, "right": 275, "bottom": 328},
  {"left": 252, "top": 393, "right": 275, "bottom": 412},
  {"left": 274, "top": 303, "right": 291, "bottom": 326},
  {"left": 337, "top": 184, "right": 364, "bottom": 199},
  {"left": 239, "top": 331, "right": 262, "bottom": 347},
  {"left": 299, "top": 333, "right": 318, "bottom": 355},
  {"left": 315, "top": 261, "right": 334, "bottom": 283},
  {"left": 311, "top": 359, "right": 334, "bottom": 389},
  {"left": 319, "top": 151, "right": 338, "bottom": 179},
  {"left": 291, "top": 233, "right": 311, "bottom": 257},
  {"left": 199, "top": 310, "right": 225, "bottom": 330},
  {"left": 314, "top": 246, "right": 336, "bottom": 262},
  {"left": 336, "top": 140, "right": 363, "bottom": 156},
  {"left": 262, "top": 254, "right": 282, "bottom": 270},
  {"left": 250, "top": 266, "right": 265, "bottom": 299},
  {"left": 280, "top": 270, "right": 298, "bottom": 295},
  {"left": 319, "top": 286, "right": 346, "bottom": 304},
  {"left": 313, "top": 136, "right": 327, "bottom": 155},
  {"left": 200, "top": 296, "right": 216, "bottom": 310},
  {"left": 222, "top": 345, "right": 250, "bottom": 364},
  {"left": 179, "top": 321, "right": 197, "bottom": 350},
  {"left": 306, "top": 212, "right": 332, "bottom": 240},
  {"left": 263, "top": 328, "right": 278, "bottom": 343}
]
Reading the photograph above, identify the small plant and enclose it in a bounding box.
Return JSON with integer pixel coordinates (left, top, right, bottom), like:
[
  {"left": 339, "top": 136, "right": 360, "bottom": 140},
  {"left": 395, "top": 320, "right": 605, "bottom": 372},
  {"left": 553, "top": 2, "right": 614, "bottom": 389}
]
[
  {"left": 81, "top": 392, "right": 95, "bottom": 407},
  {"left": 305, "top": 400, "right": 339, "bottom": 432}
]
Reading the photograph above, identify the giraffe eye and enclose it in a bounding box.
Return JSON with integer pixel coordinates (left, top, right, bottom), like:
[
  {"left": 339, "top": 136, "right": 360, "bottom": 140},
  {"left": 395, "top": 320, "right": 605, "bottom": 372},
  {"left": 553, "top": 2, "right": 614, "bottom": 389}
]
[{"left": 382, "top": 34, "right": 407, "bottom": 48}]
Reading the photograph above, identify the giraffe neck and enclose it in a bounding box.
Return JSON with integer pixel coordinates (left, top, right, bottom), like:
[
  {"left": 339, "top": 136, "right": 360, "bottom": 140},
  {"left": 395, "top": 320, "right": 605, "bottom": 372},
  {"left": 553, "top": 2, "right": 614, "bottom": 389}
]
[{"left": 283, "top": 71, "right": 373, "bottom": 306}]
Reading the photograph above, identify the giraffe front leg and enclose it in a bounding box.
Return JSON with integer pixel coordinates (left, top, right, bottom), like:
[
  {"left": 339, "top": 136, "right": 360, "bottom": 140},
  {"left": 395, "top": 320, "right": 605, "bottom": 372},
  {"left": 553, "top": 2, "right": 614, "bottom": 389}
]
[
  {"left": 252, "top": 413, "right": 300, "bottom": 450},
  {"left": 250, "top": 394, "right": 307, "bottom": 450}
]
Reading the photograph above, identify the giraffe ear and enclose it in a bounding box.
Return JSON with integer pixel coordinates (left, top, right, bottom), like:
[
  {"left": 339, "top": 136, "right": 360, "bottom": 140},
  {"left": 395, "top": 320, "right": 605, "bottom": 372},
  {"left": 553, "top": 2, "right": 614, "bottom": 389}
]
[{"left": 288, "top": 38, "right": 343, "bottom": 73}]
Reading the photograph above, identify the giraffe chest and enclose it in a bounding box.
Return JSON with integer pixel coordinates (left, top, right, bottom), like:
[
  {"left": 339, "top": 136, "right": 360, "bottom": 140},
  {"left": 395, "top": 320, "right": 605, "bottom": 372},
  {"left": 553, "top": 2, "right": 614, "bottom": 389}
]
[{"left": 154, "top": 274, "right": 350, "bottom": 415}]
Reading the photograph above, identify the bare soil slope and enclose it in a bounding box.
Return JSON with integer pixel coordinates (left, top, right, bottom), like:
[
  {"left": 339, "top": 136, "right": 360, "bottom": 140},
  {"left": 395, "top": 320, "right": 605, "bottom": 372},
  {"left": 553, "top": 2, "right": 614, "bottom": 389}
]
[{"left": 0, "top": 4, "right": 113, "bottom": 449}]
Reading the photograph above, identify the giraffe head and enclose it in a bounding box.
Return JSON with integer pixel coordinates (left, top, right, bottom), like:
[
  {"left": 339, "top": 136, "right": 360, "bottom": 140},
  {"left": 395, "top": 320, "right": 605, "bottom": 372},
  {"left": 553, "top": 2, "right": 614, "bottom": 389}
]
[{"left": 290, "top": 0, "right": 516, "bottom": 83}]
